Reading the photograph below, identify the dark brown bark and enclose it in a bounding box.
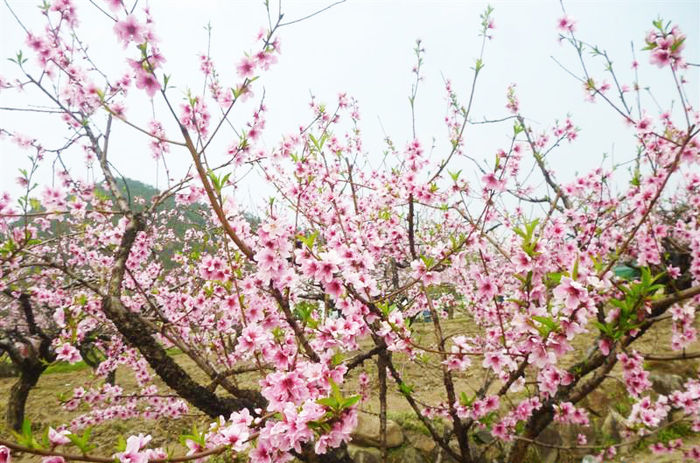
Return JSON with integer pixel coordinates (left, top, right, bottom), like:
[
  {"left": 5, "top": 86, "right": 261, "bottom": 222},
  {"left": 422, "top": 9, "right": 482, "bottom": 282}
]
[
  {"left": 6, "top": 360, "right": 44, "bottom": 431},
  {"left": 102, "top": 295, "right": 262, "bottom": 418},
  {"left": 106, "top": 369, "right": 116, "bottom": 385},
  {"left": 79, "top": 344, "right": 116, "bottom": 385},
  {"left": 293, "top": 442, "right": 353, "bottom": 463},
  {"left": 425, "top": 286, "right": 471, "bottom": 463},
  {"left": 378, "top": 353, "right": 388, "bottom": 462},
  {"left": 320, "top": 445, "right": 353, "bottom": 463},
  {"left": 1, "top": 293, "right": 55, "bottom": 432}
]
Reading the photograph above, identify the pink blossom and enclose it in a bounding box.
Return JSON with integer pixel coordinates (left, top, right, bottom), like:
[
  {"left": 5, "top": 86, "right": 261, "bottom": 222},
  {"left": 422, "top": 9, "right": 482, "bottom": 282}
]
[
  {"left": 115, "top": 434, "right": 151, "bottom": 463},
  {"left": 325, "top": 279, "right": 344, "bottom": 299},
  {"left": 106, "top": 0, "right": 123, "bottom": 11},
  {"left": 41, "top": 457, "right": 65, "bottom": 463},
  {"left": 557, "top": 16, "right": 576, "bottom": 33},
  {"left": 686, "top": 446, "right": 700, "bottom": 461},
  {"left": 135, "top": 69, "right": 160, "bottom": 98},
  {"left": 506, "top": 83, "right": 519, "bottom": 114},
  {"left": 618, "top": 351, "right": 651, "bottom": 397},
  {"left": 237, "top": 56, "right": 256, "bottom": 78},
  {"left": 255, "top": 50, "right": 278, "bottom": 70},
  {"left": 646, "top": 24, "right": 687, "bottom": 68},
  {"left": 50, "top": 0, "right": 77, "bottom": 27},
  {"left": 475, "top": 274, "right": 497, "bottom": 300},
  {"left": 55, "top": 343, "right": 81, "bottom": 364},
  {"left": 0, "top": 446, "right": 9, "bottom": 463},
  {"left": 482, "top": 351, "right": 506, "bottom": 371},
  {"left": 249, "top": 441, "right": 274, "bottom": 462},
  {"left": 481, "top": 172, "right": 505, "bottom": 192},
  {"left": 513, "top": 251, "right": 531, "bottom": 273},
  {"left": 48, "top": 427, "right": 71, "bottom": 446},
  {"left": 553, "top": 277, "right": 587, "bottom": 311},
  {"left": 218, "top": 422, "right": 250, "bottom": 452},
  {"left": 114, "top": 15, "right": 146, "bottom": 46}
]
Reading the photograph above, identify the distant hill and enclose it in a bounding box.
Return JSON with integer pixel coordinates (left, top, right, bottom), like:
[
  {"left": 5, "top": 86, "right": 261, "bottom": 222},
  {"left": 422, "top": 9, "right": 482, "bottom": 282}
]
[
  {"left": 13, "top": 177, "right": 259, "bottom": 267},
  {"left": 97, "top": 177, "right": 207, "bottom": 232},
  {"left": 101, "top": 178, "right": 261, "bottom": 267},
  {"left": 95, "top": 177, "right": 209, "bottom": 268}
]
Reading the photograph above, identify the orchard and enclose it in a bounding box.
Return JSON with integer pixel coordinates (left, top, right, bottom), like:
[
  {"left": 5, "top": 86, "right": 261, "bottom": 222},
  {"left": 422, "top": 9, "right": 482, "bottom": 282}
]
[{"left": 0, "top": 1, "right": 698, "bottom": 463}]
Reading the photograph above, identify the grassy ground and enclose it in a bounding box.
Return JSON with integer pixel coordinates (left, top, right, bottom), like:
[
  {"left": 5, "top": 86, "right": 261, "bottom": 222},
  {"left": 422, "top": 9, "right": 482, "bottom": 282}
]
[{"left": 1, "top": 316, "right": 698, "bottom": 462}]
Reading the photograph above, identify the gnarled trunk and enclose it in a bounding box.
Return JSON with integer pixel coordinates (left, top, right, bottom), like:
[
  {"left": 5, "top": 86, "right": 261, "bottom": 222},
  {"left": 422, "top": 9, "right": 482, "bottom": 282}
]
[{"left": 6, "top": 361, "right": 44, "bottom": 431}]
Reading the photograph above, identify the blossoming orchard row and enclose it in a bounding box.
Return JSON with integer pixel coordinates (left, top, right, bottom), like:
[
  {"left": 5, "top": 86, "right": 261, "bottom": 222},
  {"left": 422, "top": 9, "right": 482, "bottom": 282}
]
[{"left": 0, "top": 1, "right": 698, "bottom": 463}]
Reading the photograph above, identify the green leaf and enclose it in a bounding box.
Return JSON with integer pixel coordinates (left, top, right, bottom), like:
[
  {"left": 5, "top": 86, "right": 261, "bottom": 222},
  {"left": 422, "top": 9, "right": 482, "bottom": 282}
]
[
  {"left": 342, "top": 395, "right": 361, "bottom": 408},
  {"left": 546, "top": 272, "right": 563, "bottom": 286},
  {"left": 420, "top": 254, "right": 435, "bottom": 268},
  {"left": 68, "top": 427, "right": 96, "bottom": 454},
  {"left": 534, "top": 315, "right": 555, "bottom": 331},
  {"left": 330, "top": 352, "right": 344, "bottom": 367},
  {"left": 460, "top": 391, "right": 474, "bottom": 406},
  {"left": 299, "top": 231, "right": 318, "bottom": 249},
  {"left": 592, "top": 321, "right": 614, "bottom": 337},
  {"left": 317, "top": 397, "right": 339, "bottom": 409},
  {"left": 398, "top": 382, "right": 414, "bottom": 395},
  {"left": 115, "top": 435, "right": 127, "bottom": 452},
  {"left": 309, "top": 133, "right": 328, "bottom": 152},
  {"left": 12, "top": 419, "right": 41, "bottom": 449},
  {"left": 22, "top": 419, "right": 32, "bottom": 437},
  {"left": 29, "top": 198, "right": 41, "bottom": 211},
  {"left": 513, "top": 121, "right": 524, "bottom": 135},
  {"left": 630, "top": 165, "right": 641, "bottom": 187},
  {"left": 329, "top": 377, "right": 342, "bottom": 402},
  {"left": 613, "top": 265, "right": 639, "bottom": 280},
  {"left": 671, "top": 37, "right": 685, "bottom": 52}
]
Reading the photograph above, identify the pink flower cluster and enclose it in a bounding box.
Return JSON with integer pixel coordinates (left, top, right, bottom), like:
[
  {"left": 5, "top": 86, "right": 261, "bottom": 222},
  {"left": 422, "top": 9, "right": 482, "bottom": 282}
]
[
  {"left": 557, "top": 16, "right": 575, "bottom": 33},
  {"left": 455, "top": 395, "right": 500, "bottom": 421},
  {"left": 628, "top": 396, "right": 669, "bottom": 429},
  {"left": 114, "top": 434, "right": 166, "bottom": 463},
  {"left": 617, "top": 351, "right": 651, "bottom": 397},
  {"left": 645, "top": 25, "right": 686, "bottom": 68},
  {"left": 492, "top": 397, "right": 542, "bottom": 441},
  {"left": 54, "top": 343, "right": 81, "bottom": 363},
  {"left": 670, "top": 302, "right": 698, "bottom": 351},
  {"left": 553, "top": 401, "right": 589, "bottom": 426},
  {"left": 180, "top": 98, "right": 211, "bottom": 139}
]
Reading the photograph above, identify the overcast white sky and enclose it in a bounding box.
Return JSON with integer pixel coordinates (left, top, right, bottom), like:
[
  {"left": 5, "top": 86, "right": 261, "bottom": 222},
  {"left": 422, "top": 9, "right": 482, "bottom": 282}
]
[{"left": 1, "top": 0, "right": 698, "bottom": 212}]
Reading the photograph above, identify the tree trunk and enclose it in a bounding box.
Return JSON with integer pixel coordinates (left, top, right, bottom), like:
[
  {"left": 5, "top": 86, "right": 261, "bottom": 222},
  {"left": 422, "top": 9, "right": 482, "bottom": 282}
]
[
  {"left": 296, "top": 442, "right": 353, "bottom": 463},
  {"left": 100, "top": 214, "right": 265, "bottom": 418},
  {"left": 103, "top": 295, "right": 262, "bottom": 418},
  {"left": 318, "top": 443, "right": 353, "bottom": 463},
  {"left": 106, "top": 369, "right": 116, "bottom": 385},
  {"left": 378, "top": 353, "right": 388, "bottom": 463},
  {"left": 6, "top": 362, "right": 44, "bottom": 431},
  {"left": 80, "top": 345, "right": 116, "bottom": 385}
]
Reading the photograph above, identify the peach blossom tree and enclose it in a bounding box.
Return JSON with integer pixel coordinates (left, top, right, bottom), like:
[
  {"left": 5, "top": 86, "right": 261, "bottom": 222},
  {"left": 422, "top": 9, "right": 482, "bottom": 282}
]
[{"left": 0, "top": 1, "right": 699, "bottom": 463}]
